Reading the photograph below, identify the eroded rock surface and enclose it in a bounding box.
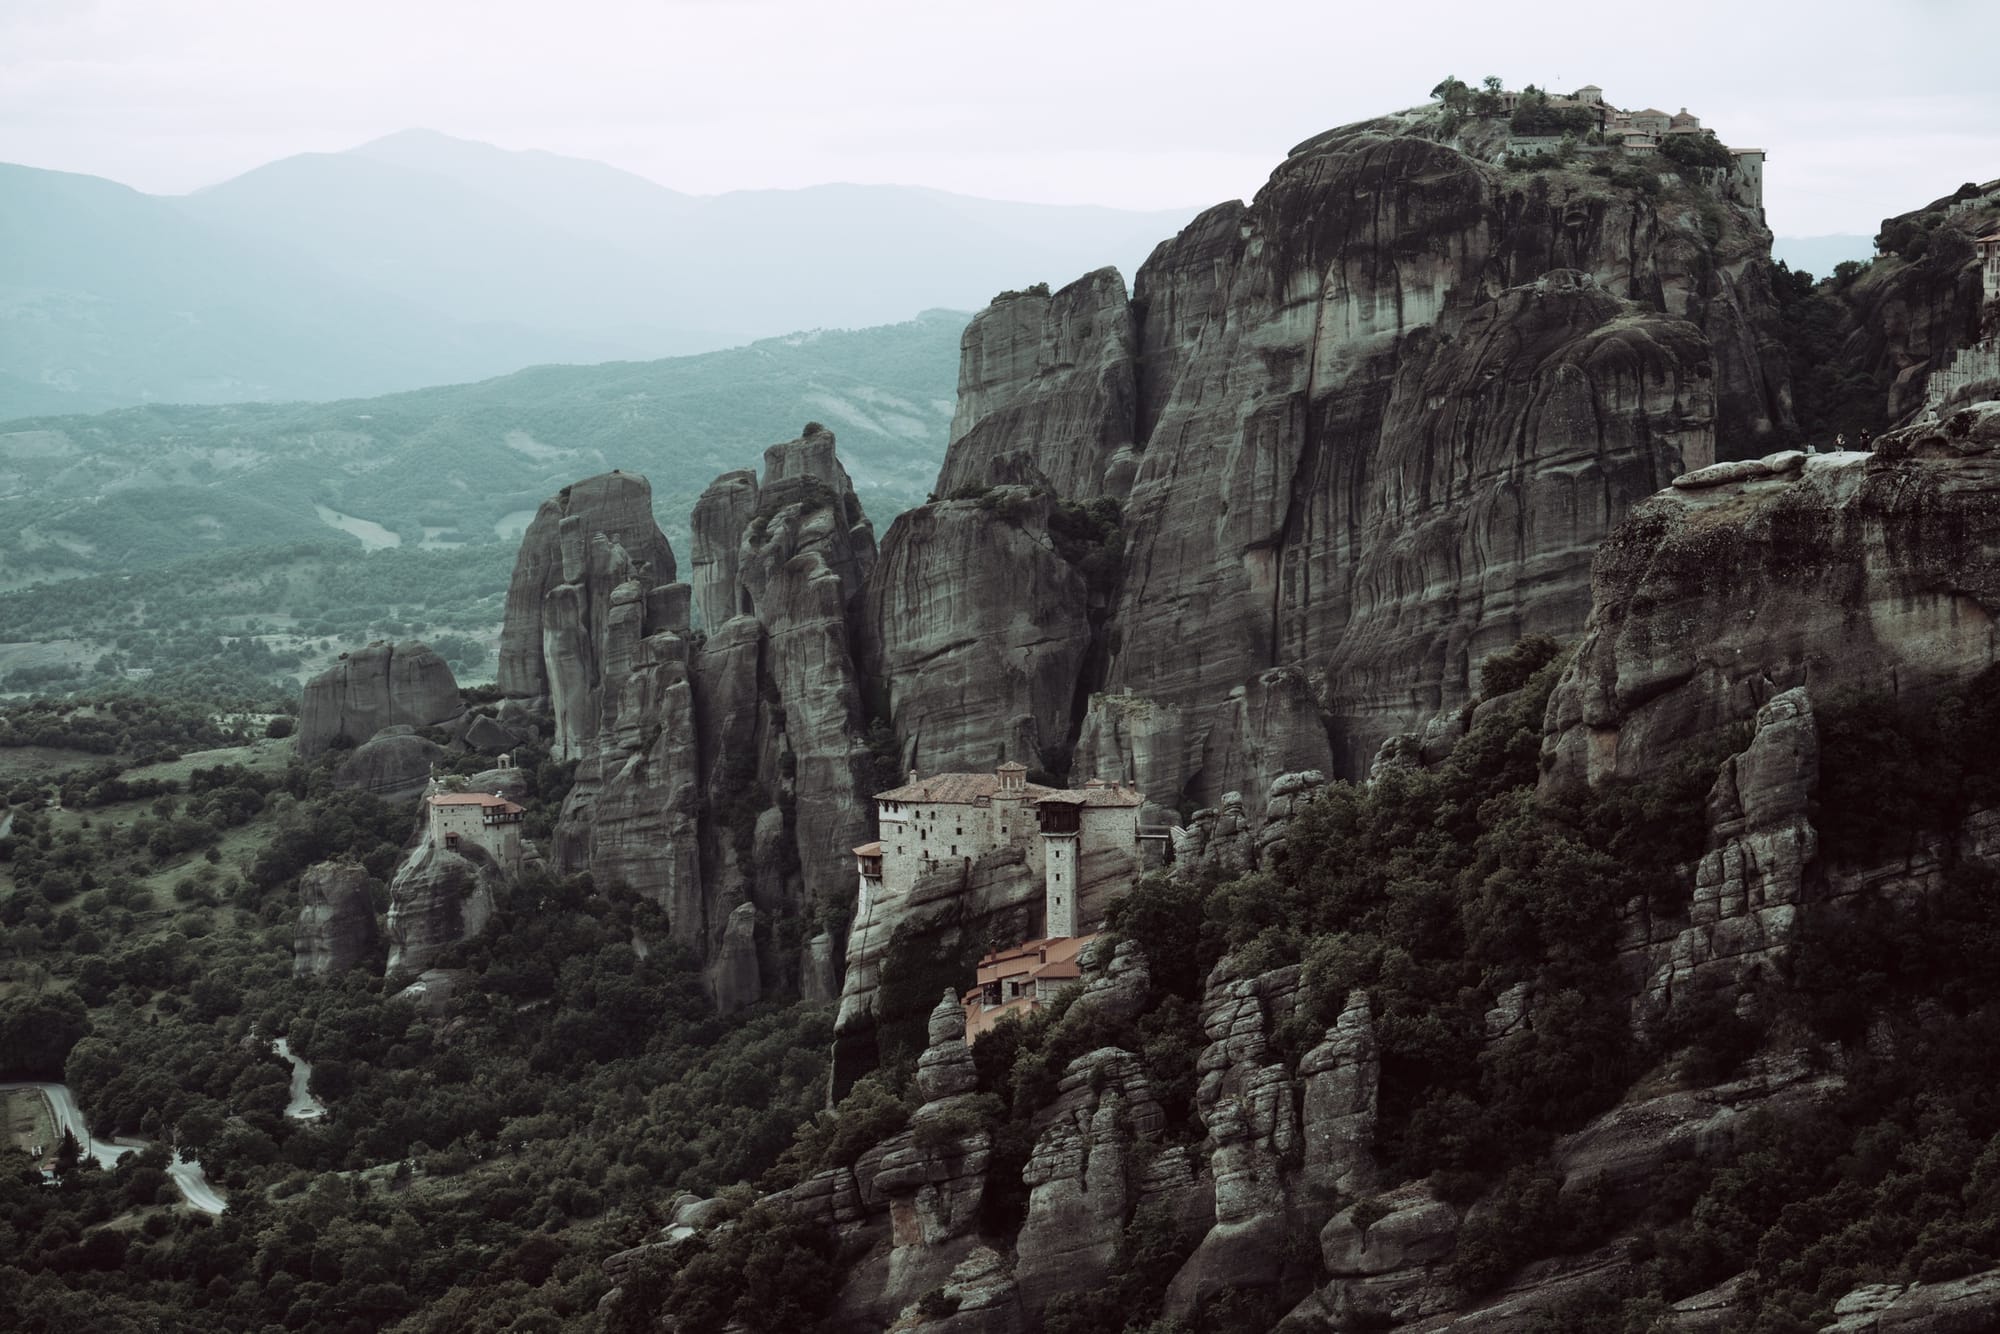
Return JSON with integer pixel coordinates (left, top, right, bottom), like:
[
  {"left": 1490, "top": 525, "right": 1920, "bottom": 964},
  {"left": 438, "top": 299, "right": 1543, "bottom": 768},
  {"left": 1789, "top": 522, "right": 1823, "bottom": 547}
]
[
  {"left": 865, "top": 489, "right": 1095, "bottom": 776},
  {"left": 939, "top": 267, "right": 1139, "bottom": 501},
  {"left": 385, "top": 836, "right": 501, "bottom": 979},
  {"left": 298, "top": 642, "right": 461, "bottom": 761},
  {"left": 292, "top": 862, "right": 378, "bottom": 976},
  {"left": 1544, "top": 412, "right": 2000, "bottom": 792}
]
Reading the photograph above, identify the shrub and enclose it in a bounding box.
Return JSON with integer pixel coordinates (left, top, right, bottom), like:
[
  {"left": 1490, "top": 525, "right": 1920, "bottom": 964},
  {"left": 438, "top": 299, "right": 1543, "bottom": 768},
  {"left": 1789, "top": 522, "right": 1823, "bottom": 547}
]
[{"left": 1477, "top": 633, "right": 1562, "bottom": 699}]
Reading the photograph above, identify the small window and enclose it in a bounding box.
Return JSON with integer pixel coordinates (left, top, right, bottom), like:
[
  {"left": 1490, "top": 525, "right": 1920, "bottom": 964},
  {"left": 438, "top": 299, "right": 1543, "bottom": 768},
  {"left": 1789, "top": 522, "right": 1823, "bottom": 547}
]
[
  {"left": 956, "top": 826, "right": 963, "bottom": 835},
  {"left": 951, "top": 845, "right": 957, "bottom": 856}
]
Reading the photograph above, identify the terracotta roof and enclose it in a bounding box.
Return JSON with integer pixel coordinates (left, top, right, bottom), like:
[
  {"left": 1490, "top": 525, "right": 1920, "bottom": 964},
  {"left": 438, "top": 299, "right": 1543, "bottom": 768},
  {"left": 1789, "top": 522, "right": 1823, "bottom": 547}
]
[
  {"left": 876, "top": 772, "right": 1063, "bottom": 803},
  {"left": 996, "top": 761, "right": 1028, "bottom": 773},
  {"left": 1030, "top": 959, "right": 1083, "bottom": 982},
  {"left": 981, "top": 938, "right": 1056, "bottom": 966},
  {"left": 853, "top": 841, "right": 882, "bottom": 857},
  {"left": 430, "top": 792, "right": 525, "bottom": 813}
]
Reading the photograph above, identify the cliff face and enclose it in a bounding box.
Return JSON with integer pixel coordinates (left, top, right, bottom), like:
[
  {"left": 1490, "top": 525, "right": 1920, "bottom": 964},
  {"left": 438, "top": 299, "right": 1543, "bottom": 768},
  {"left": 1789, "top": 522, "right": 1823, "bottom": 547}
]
[
  {"left": 1834, "top": 190, "right": 1999, "bottom": 425},
  {"left": 1089, "top": 132, "right": 1766, "bottom": 795},
  {"left": 938, "top": 267, "right": 1140, "bottom": 502},
  {"left": 616, "top": 656, "right": 2000, "bottom": 1332},
  {"left": 1542, "top": 405, "right": 2000, "bottom": 792},
  {"left": 873, "top": 124, "right": 1787, "bottom": 819},
  {"left": 297, "top": 642, "right": 462, "bottom": 761},
  {"left": 496, "top": 471, "right": 679, "bottom": 714},
  {"left": 292, "top": 862, "right": 378, "bottom": 976},
  {"left": 864, "top": 490, "right": 1095, "bottom": 777},
  {"left": 501, "top": 439, "right": 877, "bottom": 1008},
  {"left": 384, "top": 836, "right": 500, "bottom": 979}
]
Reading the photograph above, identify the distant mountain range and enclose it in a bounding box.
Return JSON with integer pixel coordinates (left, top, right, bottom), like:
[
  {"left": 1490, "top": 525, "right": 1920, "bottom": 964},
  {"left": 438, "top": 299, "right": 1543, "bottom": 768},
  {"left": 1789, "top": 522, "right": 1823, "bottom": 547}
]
[
  {"left": 0, "top": 129, "right": 1196, "bottom": 419},
  {"left": 0, "top": 309, "right": 966, "bottom": 585}
]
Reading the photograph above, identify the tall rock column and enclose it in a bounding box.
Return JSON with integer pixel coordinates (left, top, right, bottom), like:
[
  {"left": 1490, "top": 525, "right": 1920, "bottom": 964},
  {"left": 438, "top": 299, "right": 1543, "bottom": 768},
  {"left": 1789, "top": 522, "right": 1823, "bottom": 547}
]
[
  {"left": 939, "top": 267, "right": 1140, "bottom": 501},
  {"left": 496, "top": 471, "right": 707, "bottom": 949}
]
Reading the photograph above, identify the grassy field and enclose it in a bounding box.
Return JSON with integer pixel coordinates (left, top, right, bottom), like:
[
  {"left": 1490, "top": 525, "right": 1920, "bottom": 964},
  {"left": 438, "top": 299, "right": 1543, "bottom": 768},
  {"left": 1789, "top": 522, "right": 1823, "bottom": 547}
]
[
  {"left": 2, "top": 1086, "right": 56, "bottom": 1161},
  {"left": 0, "top": 744, "right": 114, "bottom": 784}
]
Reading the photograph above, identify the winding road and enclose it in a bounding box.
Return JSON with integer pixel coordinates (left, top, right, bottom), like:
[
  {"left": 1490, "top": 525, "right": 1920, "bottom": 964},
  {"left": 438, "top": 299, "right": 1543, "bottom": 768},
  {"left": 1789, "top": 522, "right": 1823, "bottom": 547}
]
[
  {"left": 271, "top": 1038, "right": 326, "bottom": 1120},
  {"left": 2, "top": 1080, "right": 226, "bottom": 1214}
]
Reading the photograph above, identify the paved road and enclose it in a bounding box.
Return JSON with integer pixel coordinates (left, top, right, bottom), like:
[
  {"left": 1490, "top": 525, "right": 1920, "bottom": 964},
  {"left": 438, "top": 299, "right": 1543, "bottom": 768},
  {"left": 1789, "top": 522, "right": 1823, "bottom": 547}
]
[
  {"left": 1, "top": 1081, "right": 225, "bottom": 1214},
  {"left": 271, "top": 1038, "right": 326, "bottom": 1120},
  {"left": 167, "top": 1152, "right": 227, "bottom": 1213}
]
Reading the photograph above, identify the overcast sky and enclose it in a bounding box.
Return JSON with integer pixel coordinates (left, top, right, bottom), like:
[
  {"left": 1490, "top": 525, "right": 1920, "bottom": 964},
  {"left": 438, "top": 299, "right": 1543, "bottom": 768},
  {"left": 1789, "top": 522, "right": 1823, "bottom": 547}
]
[{"left": 2, "top": 0, "right": 1996, "bottom": 237}]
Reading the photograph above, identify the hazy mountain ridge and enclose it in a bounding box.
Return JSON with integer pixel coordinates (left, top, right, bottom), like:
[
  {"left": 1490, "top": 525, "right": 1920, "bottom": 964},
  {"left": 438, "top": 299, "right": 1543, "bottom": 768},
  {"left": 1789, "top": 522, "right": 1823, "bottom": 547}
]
[
  {"left": 0, "top": 310, "right": 968, "bottom": 584},
  {"left": 0, "top": 130, "right": 1196, "bottom": 418}
]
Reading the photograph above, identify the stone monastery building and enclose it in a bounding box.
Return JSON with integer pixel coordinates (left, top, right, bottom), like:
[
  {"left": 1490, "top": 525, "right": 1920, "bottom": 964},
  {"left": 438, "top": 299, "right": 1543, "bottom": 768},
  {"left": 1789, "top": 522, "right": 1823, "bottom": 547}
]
[
  {"left": 855, "top": 762, "right": 1144, "bottom": 938},
  {"left": 425, "top": 786, "right": 526, "bottom": 869},
  {"left": 848, "top": 768, "right": 1152, "bottom": 1048},
  {"left": 852, "top": 763, "right": 1149, "bottom": 1041}
]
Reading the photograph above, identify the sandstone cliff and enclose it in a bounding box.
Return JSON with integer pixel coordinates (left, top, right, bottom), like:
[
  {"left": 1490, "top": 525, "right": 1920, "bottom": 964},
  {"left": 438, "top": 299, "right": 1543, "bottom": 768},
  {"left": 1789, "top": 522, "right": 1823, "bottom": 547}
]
[
  {"left": 939, "top": 268, "right": 1139, "bottom": 502},
  {"left": 297, "top": 641, "right": 462, "bottom": 761},
  {"left": 869, "top": 119, "right": 1790, "bottom": 825},
  {"left": 614, "top": 649, "right": 2000, "bottom": 1331},
  {"left": 1833, "top": 187, "right": 1999, "bottom": 425},
  {"left": 1542, "top": 404, "right": 2000, "bottom": 792},
  {"left": 384, "top": 835, "right": 501, "bottom": 979},
  {"left": 292, "top": 862, "right": 379, "bottom": 976},
  {"left": 863, "top": 489, "right": 1097, "bottom": 777},
  {"left": 500, "top": 438, "right": 878, "bottom": 1008}
]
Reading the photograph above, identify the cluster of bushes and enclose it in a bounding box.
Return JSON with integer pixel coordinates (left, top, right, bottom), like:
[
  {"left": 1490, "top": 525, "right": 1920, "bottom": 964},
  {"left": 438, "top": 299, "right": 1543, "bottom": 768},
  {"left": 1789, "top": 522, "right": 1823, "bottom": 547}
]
[
  {"left": 0, "top": 693, "right": 260, "bottom": 761},
  {"left": 1509, "top": 90, "right": 1599, "bottom": 137}
]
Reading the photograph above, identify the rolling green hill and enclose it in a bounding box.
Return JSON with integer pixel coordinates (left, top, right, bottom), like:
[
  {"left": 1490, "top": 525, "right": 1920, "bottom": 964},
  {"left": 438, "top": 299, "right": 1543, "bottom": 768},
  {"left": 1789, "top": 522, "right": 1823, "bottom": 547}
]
[{"left": 0, "top": 308, "right": 967, "bottom": 591}]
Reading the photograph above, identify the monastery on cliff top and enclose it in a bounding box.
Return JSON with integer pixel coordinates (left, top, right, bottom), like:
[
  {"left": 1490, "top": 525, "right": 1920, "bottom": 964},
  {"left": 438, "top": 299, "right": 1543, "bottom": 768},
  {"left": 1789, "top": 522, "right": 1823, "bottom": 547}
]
[{"left": 852, "top": 762, "right": 1153, "bottom": 1040}]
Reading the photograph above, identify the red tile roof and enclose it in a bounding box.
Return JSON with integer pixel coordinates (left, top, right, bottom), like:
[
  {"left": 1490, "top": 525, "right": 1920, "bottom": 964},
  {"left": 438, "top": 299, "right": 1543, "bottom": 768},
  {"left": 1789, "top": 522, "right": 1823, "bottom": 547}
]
[{"left": 430, "top": 792, "right": 525, "bottom": 814}]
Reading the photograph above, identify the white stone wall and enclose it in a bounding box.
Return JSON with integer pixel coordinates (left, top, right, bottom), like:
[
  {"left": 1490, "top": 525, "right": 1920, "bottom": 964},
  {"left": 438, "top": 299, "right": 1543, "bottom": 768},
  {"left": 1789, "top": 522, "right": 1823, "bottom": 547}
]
[
  {"left": 427, "top": 803, "right": 521, "bottom": 866},
  {"left": 1044, "top": 834, "right": 1078, "bottom": 937},
  {"left": 876, "top": 793, "right": 1042, "bottom": 900}
]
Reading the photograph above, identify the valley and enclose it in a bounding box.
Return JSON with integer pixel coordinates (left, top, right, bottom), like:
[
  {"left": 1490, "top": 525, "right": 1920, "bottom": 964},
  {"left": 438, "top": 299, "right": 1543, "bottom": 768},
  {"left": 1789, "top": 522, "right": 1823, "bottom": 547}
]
[{"left": 5, "top": 58, "right": 2000, "bottom": 1334}]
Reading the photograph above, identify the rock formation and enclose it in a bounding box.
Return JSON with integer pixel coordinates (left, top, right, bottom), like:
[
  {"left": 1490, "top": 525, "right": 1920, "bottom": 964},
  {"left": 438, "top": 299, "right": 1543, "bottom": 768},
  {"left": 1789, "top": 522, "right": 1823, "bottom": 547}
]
[
  {"left": 1543, "top": 404, "right": 2000, "bottom": 791},
  {"left": 493, "top": 436, "right": 879, "bottom": 1007},
  {"left": 331, "top": 730, "right": 446, "bottom": 803},
  {"left": 864, "top": 489, "right": 1096, "bottom": 776},
  {"left": 292, "top": 862, "right": 379, "bottom": 976},
  {"left": 496, "top": 470, "right": 678, "bottom": 715},
  {"left": 939, "top": 268, "right": 1139, "bottom": 502},
  {"left": 858, "top": 117, "right": 1791, "bottom": 828},
  {"left": 384, "top": 836, "right": 500, "bottom": 978},
  {"left": 297, "top": 641, "right": 462, "bottom": 761}
]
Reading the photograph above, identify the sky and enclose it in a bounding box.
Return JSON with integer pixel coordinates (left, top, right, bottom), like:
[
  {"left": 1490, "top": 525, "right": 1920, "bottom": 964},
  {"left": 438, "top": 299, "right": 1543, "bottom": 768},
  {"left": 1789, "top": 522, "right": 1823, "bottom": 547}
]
[{"left": 2, "top": 0, "right": 1997, "bottom": 237}]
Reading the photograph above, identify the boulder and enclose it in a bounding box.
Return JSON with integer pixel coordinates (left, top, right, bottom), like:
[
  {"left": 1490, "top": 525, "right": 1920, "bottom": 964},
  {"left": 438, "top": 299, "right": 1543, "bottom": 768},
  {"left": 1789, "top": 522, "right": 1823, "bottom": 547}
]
[
  {"left": 298, "top": 641, "right": 462, "bottom": 761},
  {"left": 332, "top": 731, "right": 445, "bottom": 803}
]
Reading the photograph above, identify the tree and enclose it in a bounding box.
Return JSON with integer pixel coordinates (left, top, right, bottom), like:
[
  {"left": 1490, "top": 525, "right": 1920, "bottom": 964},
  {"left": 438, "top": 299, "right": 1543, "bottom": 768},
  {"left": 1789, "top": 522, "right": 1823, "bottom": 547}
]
[
  {"left": 54, "top": 1126, "right": 81, "bottom": 1176},
  {"left": 1430, "top": 75, "right": 1470, "bottom": 114}
]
